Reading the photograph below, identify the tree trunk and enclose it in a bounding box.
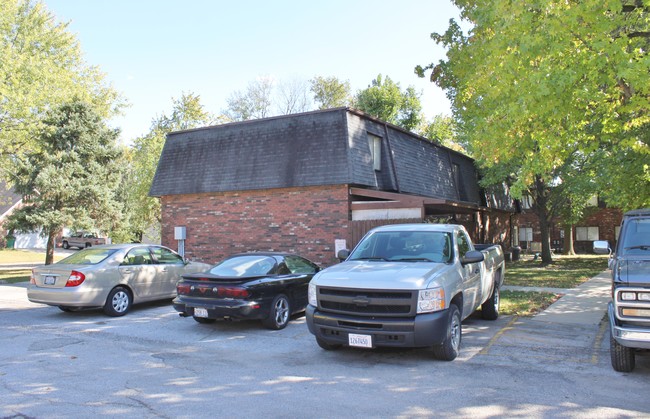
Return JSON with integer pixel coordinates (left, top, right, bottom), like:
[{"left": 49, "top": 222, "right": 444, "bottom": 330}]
[
  {"left": 532, "top": 175, "right": 554, "bottom": 264},
  {"left": 563, "top": 224, "right": 575, "bottom": 255},
  {"left": 45, "top": 230, "right": 56, "bottom": 265}
]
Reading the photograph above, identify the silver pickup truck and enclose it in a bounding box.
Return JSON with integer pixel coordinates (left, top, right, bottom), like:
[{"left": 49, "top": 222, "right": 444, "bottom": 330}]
[{"left": 306, "top": 223, "right": 505, "bottom": 360}]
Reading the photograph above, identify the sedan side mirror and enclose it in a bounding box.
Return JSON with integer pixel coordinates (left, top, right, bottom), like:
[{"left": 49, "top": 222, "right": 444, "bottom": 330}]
[{"left": 461, "top": 250, "right": 485, "bottom": 265}]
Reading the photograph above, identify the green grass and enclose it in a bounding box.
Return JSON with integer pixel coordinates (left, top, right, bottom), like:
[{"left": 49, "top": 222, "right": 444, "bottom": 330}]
[
  {"left": 500, "top": 290, "right": 561, "bottom": 316},
  {"left": 505, "top": 254, "right": 609, "bottom": 288},
  {"left": 0, "top": 249, "right": 63, "bottom": 264},
  {"left": 0, "top": 269, "right": 31, "bottom": 284},
  {"left": 498, "top": 254, "right": 609, "bottom": 316}
]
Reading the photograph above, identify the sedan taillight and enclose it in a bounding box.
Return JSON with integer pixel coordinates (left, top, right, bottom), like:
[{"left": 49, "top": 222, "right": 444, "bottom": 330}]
[{"left": 65, "top": 271, "right": 86, "bottom": 287}]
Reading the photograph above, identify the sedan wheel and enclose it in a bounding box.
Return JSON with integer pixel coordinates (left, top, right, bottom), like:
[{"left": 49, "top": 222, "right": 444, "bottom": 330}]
[
  {"left": 262, "top": 294, "right": 291, "bottom": 330},
  {"left": 104, "top": 286, "right": 132, "bottom": 317}
]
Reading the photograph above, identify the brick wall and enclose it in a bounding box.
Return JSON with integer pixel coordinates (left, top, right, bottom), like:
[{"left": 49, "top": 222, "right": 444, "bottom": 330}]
[
  {"left": 517, "top": 207, "right": 623, "bottom": 253},
  {"left": 160, "top": 185, "right": 350, "bottom": 267}
]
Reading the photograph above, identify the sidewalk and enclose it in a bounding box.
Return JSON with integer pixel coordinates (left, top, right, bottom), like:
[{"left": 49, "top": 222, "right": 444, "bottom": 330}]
[{"left": 502, "top": 270, "right": 611, "bottom": 326}]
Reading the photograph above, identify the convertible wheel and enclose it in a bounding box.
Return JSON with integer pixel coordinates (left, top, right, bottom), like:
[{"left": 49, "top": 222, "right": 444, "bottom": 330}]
[
  {"left": 193, "top": 316, "right": 216, "bottom": 324},
  {"left": 262, "top": 294, "right": 291, "bottom": 330},
  {"left": 432, "top": 304, "right": 461, "bottom": 361},
  {"left": 103, "top": 286, "right": 132, "bottom": 317},
  {"left": 481, "top": 285, "right": 500, "bottom": 320}
]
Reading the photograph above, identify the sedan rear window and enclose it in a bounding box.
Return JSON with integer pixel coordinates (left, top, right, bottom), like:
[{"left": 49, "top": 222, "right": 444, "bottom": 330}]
[
  {"left": 58, "top": 248, "right": 117, "bottom": 265},
  {"left": 209, "top": 255, "right": 276, "bottom": 277}
]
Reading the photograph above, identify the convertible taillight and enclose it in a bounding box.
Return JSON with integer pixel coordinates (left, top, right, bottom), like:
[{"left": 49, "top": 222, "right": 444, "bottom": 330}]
[
  {"left": 65, "top": 271, "right": 86, "bottom": 287},
  {"left": 218, "top": 287, "right": 250, "bottom": 298},
  {"left": 177, "top": 283, "right": 191, "bottom": 295}
]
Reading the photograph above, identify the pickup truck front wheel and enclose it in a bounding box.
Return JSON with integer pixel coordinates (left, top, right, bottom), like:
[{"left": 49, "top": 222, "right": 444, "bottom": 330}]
[
  {"left": 433, "top": 304, "right": 461, "bottom": 361},
  {"left": 610, "top": 335, "right": 635, "bottom": 372}
]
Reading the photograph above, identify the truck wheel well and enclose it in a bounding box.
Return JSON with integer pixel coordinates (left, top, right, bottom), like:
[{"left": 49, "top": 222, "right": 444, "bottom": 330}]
[{"left": 450, "top": 293, "right": 463, "bottom": 317}]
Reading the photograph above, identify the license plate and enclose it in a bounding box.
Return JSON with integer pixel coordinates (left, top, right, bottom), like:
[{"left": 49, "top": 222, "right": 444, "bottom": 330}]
[
  {"left": 44, "top": 276, "right": 56, "bottom": 285},
  {"left": 194, "top": 307, "right": 209, "bottom": 318},
  {"left": 348, "top": 333, "right": 372, "bottom": 348}
]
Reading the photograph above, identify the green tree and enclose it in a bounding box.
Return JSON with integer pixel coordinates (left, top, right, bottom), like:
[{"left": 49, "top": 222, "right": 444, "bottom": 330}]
[
  {"left": 5, "top": 101, "right": 124, "bottom": 264},
  {"left": 355, "top": 74, "right": 423, "bottom": 131},
  {"left": 0, "top": 0, "right": 120, "bottom": 164},
  {"left": 309, "top": 76, "right": 352, "bottom": 109},
  {"left": 417, "top": 0, "right": 649, "bottom": 262},
  {"left": 224, "top": 77, "right": 274, "bottom": 121},
  {"left": 127, "top": 93, "right": 215, "bottom": 241},
  {"left": 418, "top": 114, "right": 467, "bottom": 153}
]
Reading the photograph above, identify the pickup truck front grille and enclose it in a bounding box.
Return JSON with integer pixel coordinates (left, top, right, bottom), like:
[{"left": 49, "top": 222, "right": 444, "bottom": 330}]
[{"left": 317, "top": 286, "right": 416, "bottom": 317}]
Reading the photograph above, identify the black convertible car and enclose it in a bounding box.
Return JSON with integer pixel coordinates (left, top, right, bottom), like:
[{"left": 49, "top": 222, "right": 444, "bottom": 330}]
[{"left": 173, "top": 252, "right": 321, "bottom": 330}]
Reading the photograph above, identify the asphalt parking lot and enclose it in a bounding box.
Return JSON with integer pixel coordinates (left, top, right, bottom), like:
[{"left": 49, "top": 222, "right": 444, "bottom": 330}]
[{"left": 1, "top": 281, "right": 649, "bottom": 418}]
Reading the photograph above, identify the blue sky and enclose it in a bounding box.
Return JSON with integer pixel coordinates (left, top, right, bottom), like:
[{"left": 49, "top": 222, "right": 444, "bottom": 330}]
[{"left": 44, "top": 0, "right": 462, "bottom": 142}]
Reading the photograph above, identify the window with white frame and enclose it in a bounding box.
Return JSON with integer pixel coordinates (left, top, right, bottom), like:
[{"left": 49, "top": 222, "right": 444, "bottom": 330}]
[
  {"left": 586, "top": 195, "right": 599, "bottom": 207},
  {"left": 576, "top": 226, "right": 599, "bottom": 241},
  {"left": 519, "top": 227, "right": 533, "bottom": 242},
  {"left": 521, "top": 195, "right": 533, "bottom": 210},
  {"left": 368, "top": 134, "right": 381, "bottom": 171}
]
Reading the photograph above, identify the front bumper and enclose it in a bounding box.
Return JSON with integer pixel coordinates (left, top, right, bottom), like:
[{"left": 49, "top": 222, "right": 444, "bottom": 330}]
[
  {"left": 173, "top": 296, "right": 270, "bottom": 321},
  {"left": 306, "top": 305, "right": 451, "bottom": 348},
  {"left": 609, "top": 302, "right": 650, "bottom": 349}
]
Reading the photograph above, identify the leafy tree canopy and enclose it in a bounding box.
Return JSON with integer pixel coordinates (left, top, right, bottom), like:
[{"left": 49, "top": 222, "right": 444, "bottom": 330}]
[
  {"left": 417, "top": 0, "right": 649, "bottom": 210},
  {"left": 6, "top": 101, "right": 124, "bottom": 263},
  {"left": 355, "top": 74, "right": 423, "bottom": 131},
  {"left": 0, "top": 0, "right": 120, "bottom": 162},
  {"left": 309, "top": 76, "right": 352, "bottom": 109}
]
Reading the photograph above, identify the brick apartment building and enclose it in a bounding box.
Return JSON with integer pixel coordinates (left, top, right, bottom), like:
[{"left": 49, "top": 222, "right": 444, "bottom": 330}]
[
  {"left": 516, "top": 197, "right": 623, "bottom": 254},
  {"left": 149, "top": 108, "right": 517, "bottom": 266}
]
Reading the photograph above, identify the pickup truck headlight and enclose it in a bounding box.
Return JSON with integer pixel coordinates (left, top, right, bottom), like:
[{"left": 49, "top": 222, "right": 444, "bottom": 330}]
[
  {"left": 417, "top": 288, "right": 445, "bottom": 314},
  {"left": 308, "top": 283, "right": 317, "bottom": 307}
]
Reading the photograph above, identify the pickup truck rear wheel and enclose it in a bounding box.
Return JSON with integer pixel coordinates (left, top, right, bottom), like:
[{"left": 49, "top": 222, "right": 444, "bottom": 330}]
[
  {"left": 481, "top": 285, "right": 500, "bottom": 320},
  {"left": 610, "top": 335, "right": 635, "bottom": 372},
  {"left": 433, "top": 304, "right": 461, "bottom": 361}
]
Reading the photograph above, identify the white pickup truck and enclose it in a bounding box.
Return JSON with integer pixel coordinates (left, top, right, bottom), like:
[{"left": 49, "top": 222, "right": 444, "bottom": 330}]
[
  {"left": 306, "top": 223, "right": 505, "bottom": 360},
  {"left": 61, "top": 231, "right": 108, "bottom": 249}
]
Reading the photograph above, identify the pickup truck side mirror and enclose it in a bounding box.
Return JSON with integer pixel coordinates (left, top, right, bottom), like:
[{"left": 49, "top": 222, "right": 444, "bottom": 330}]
[
  {"left": 461, "top": 250, "right": 485, "bottom": 265},
  {"left": 593, "top": 240, "right": 611, "bottom": 255},
  {"left": 337, "top": 249, "right": 350, "bottom": 261}
]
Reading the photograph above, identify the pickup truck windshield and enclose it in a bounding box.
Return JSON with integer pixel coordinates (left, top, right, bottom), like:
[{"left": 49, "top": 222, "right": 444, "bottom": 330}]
[
  {"left": 621, "top": 219, "right": 650, "bottom": 255},
  {"left": 349, "top": 231, "right": 452, "bottom": 263}
]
